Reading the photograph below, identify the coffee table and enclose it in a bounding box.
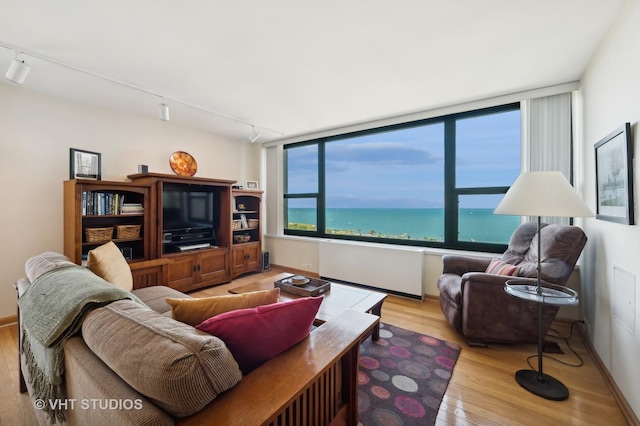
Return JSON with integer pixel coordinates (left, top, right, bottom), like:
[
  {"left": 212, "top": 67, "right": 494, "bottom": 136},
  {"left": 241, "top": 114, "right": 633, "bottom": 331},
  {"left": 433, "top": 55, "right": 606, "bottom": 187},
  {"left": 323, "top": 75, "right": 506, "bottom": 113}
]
[{"left": 229, "top": 273, "right": 387, "bottom": 340}]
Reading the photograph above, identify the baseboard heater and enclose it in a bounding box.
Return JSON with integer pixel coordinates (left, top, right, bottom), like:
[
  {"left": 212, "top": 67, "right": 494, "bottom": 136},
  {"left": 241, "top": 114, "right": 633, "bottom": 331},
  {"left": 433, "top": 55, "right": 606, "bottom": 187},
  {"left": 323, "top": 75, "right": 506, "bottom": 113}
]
[{"left": 319, "top": 239, "right": 424, "bottom": 299}]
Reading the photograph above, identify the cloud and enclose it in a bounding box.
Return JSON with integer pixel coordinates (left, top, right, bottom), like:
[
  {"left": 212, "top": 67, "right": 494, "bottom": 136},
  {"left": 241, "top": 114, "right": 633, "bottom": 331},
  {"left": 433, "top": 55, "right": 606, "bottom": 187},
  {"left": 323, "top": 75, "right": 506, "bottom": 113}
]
[{"left": 327, "top": 142, "right": 440, "bottom": 166}]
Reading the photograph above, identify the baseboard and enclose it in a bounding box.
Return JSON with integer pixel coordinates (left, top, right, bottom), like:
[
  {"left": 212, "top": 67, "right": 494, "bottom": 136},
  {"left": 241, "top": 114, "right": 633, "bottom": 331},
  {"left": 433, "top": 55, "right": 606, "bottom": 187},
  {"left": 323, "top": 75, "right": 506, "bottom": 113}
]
[
  {"left": 0, "top": 315, "right": 17, "bottom": 328},
  {"left": 575, "top": 322, "right": 639, "bottom": 425},
  {"left": 271, "top": 264, "right": 320, "bottom": 278}
]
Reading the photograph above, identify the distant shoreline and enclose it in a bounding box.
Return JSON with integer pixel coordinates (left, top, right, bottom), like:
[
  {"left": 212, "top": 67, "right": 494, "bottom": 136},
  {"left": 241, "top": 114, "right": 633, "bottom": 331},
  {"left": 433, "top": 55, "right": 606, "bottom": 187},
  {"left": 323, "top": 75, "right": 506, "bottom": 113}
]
[{"left": 287, "top": 207, "right": 519, "bottom": 244}]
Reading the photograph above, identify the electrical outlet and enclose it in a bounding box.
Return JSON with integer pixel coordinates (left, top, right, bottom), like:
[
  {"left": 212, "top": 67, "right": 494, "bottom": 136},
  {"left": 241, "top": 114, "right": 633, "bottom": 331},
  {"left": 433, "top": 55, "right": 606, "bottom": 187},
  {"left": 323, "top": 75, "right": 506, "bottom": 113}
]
[{"left": 302, "top": 263, "right": 312, "bottom": 269}]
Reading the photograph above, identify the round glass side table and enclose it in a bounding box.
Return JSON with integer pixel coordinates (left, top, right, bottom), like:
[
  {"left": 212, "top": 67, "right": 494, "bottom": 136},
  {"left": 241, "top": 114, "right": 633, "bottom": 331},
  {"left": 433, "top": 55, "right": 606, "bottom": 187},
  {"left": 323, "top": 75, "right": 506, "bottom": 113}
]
[
  {"left": 504, "top": 279, "right": 578, "bottom": 400},
  {"left": 505, "top": 280, "right": 578, "bottom": 306}
]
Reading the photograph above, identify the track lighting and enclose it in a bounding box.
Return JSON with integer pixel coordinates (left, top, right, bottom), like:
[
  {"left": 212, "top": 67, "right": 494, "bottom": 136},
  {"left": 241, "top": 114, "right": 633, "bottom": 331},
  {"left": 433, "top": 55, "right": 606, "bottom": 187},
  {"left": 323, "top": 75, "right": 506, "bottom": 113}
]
[
  {"left": 159, "top": 98, "right": 170, "bottom": 121},
  {"left": 0, "top": 41, "right": 285, "bottom": 138},
  {"left": 248, "top": 125, "right": 261, "bottom": 143},
  {"left": 5, "top": 50, "right": 31, "bottom": 84}
]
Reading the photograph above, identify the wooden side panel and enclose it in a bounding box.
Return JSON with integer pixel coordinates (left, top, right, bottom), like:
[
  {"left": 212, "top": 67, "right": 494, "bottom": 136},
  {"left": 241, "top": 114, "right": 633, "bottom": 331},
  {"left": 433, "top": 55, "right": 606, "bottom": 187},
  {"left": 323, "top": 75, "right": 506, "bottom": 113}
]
[
  {"left": 266, "top": 364, "right": 340, "bottom": 426},
  {"left": 130, "top": 258, "right": 172, "bottom": 289}
]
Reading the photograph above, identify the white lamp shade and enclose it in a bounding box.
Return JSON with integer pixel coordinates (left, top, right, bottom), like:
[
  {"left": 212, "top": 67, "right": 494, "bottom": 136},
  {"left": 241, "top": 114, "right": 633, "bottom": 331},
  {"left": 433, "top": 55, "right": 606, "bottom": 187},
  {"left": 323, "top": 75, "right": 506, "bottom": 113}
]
[
  {"left": 495, "top": 171, "right": 593, "bottom": 218},
  {"left": 5, "top": 58, "right": 31, "bottom": 84}
]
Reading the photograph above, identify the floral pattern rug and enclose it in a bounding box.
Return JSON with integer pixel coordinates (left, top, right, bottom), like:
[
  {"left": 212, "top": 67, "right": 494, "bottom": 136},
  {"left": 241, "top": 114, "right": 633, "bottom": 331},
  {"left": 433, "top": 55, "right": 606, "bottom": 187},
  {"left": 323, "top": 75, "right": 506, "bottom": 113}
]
[{"left": 358, "top": 323, "right": 461, "bottom": 425}]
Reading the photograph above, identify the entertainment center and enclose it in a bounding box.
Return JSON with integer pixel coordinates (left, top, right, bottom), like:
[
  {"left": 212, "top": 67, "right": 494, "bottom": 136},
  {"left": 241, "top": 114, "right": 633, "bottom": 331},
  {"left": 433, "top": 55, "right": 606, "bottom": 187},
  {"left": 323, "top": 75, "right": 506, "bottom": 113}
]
[{"left": 63, "top": 173, "right": 263, "bottom": 292}]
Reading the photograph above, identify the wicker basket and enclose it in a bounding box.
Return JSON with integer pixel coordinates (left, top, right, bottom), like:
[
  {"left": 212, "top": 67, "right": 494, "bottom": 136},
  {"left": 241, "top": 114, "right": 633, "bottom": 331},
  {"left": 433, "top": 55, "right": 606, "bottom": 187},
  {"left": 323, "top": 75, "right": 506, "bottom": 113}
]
[
  {"left": 85, "top": 227, "right": 113, "bottom": 242},
  {"left": 116, "top": 224, "right": 141, "bottom": 239},
  {"left": 248, "top": 219, "right": 259, "bottom": 228},
  {"left": 234, "top": 234, "right": 251, "bottom": 243},
  {"left": 232, "top": 220, "right": 242, "bottom": 230}
]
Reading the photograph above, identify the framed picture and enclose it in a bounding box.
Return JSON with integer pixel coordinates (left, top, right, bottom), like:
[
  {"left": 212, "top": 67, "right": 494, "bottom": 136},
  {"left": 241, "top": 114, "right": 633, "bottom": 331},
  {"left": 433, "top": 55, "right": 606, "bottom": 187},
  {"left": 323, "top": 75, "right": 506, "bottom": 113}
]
[
  {"left": 70, "top": 148, "right": 101, "bottom": 180},
  {"left": 246, "top": 180, "right": 259, "bottom": 190},
  {"left": 594, "top": 123, "right": 634, "bottom": 224}
]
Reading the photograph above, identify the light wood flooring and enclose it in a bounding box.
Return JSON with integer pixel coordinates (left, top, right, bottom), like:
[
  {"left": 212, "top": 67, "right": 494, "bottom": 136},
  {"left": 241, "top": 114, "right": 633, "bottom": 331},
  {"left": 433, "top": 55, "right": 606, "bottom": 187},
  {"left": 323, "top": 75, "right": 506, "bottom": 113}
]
[{"left": 0, "top": 267, "right": 635, "bottom": 425}]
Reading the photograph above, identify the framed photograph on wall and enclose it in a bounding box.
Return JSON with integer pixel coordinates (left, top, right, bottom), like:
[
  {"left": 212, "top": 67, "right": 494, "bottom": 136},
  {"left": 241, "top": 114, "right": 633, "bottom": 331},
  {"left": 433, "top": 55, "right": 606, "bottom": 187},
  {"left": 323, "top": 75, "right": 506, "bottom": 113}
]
[
  {"left": 70, "top": 148, "right": 101, "bottom": 180},
  {"left": 246, "top": 180, "right": 259, "bottom": 190},
  {"left": 594, "top": 123, "right": 634, "bottom": 224}
]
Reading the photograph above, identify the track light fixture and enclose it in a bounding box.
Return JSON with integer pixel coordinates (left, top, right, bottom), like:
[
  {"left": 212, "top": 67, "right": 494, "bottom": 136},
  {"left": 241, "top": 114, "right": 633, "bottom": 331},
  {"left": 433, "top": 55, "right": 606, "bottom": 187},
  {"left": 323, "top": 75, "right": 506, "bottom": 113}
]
[
  {"left": 0, "top": 41, "right": 284, "bottom": 138},
  {"left": 5, "top": 50, "right": 31, "bottom": 84},
  {"left": 159, "top": 98, "right": 170, "bottom": 121},
  {"left": 248, "top": 125, "right": 261, "bottom": 143}
]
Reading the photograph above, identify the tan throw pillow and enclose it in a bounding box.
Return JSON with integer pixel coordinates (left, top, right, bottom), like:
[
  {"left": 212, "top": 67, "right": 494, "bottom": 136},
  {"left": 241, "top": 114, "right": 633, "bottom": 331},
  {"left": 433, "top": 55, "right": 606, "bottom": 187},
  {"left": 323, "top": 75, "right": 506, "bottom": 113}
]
[
  {"left": 167, "top": 288, "right": 280, "bottom": 326},
  {"left": 86, "top": 241, "right": 133, "bottom": 291}
]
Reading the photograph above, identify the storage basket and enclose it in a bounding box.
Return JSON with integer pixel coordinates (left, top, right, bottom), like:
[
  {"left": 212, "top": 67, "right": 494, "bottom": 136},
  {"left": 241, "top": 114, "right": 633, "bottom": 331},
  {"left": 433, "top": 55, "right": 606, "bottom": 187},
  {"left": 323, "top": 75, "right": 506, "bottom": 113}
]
[
  {"left": 85, "top": 227, "right": 114, "bottom": 242},
  {"left": 116, "top": 224, "right": 141, "bottom": 239},
  {"left": 248, "top": 219, "right": 259, "bottom": 228},
  {"left": 234, "top": 234, "right": 251, "bottom": 243},
  {"left": 232, "top": 220, "right": 242, "bottom": 230}
]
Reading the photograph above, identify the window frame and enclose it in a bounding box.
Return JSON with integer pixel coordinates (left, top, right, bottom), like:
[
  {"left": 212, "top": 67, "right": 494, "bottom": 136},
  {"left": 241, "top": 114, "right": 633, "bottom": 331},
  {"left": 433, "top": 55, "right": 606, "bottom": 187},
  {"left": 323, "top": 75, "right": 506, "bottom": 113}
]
[{"left": 284, "top": 103, "right": 521, "bottom": 253}]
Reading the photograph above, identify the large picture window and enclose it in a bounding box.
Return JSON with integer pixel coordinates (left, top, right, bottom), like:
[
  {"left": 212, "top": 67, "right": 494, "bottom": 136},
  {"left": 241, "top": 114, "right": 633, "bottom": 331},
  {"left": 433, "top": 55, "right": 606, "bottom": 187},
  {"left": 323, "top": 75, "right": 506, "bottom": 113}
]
[{"left": 284, "top": 103, "right": 521, "bottom": 251}]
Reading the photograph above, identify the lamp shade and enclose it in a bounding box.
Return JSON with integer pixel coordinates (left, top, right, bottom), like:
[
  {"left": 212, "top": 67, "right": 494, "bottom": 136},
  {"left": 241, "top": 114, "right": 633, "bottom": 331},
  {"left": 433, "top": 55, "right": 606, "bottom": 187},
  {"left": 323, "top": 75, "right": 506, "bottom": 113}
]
[{"left": 494, "top": 171, "right": 593, "bottom": 218}]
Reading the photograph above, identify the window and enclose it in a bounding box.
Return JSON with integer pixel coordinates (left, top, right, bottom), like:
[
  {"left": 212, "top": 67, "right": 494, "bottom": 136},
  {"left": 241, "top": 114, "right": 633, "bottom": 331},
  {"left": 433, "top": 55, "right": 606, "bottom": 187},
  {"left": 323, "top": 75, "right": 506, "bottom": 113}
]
[
  {"left": 284, "top": 104, "right": 521, "bottom": 251},
  {"left": 284, "top": 143, "right": 319, "bottom": 232},
  {"left": 453, "top": 108, "right": 521, "bottom": 246}
]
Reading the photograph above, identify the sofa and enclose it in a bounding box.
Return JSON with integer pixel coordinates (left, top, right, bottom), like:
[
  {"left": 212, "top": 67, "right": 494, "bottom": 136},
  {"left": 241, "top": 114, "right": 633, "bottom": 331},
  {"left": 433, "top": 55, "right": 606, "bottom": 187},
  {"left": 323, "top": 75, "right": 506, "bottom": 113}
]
[{"left": 16, "top": 250, "right": 377, "bottom": 425}]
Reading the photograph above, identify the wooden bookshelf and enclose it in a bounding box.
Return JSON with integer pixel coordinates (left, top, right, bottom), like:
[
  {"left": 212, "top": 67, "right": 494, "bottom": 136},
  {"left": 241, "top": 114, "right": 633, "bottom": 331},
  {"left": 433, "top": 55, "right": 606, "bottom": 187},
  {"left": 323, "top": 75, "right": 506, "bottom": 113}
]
[{"left": 63, "top": 179, "right": 151, "bottom": 264}]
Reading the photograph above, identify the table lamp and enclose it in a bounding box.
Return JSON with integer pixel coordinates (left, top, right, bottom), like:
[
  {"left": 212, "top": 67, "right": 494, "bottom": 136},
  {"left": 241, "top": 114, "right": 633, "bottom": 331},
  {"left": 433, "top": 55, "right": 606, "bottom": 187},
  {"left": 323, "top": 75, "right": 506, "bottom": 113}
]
[{"left": 494, "top": 171, "right": 593, "bottom": 400}]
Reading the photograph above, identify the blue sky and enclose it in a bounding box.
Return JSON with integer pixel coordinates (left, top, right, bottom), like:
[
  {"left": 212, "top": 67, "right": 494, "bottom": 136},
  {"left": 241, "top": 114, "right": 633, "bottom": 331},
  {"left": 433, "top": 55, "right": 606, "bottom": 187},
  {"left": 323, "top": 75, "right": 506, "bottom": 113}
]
[{"left": 287, "top": 109, "right": 520, "bottom": 209}]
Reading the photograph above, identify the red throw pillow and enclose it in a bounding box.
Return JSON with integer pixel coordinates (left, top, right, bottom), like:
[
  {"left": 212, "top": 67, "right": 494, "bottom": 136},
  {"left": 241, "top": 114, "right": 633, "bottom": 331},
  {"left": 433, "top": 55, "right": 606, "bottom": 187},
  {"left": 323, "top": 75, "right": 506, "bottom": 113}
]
[{"left": 196, "top": 297, "right": 322, "bottom": 374}]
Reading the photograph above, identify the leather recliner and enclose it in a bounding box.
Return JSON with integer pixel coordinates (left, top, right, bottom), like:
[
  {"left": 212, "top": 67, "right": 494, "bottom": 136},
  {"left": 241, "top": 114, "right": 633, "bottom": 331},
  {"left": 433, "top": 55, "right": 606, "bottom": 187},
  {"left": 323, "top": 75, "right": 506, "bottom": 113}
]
[{"left": 437, "top": 222, "right": 587, "bottom": 345}]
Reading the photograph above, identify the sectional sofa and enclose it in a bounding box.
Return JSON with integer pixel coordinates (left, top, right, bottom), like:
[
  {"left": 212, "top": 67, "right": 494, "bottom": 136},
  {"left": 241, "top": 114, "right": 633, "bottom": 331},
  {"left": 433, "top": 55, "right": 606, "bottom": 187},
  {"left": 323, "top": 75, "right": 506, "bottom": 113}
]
[{"left": 16, "top": 251, "right": 377, "bottom": 425}]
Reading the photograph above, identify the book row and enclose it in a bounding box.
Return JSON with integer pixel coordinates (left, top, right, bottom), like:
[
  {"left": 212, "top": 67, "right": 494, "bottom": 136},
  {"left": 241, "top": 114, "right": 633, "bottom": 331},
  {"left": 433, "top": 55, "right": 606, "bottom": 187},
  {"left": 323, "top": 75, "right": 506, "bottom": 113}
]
[{"left": 82, "top": 191, "right": 144, "bottom": 216}]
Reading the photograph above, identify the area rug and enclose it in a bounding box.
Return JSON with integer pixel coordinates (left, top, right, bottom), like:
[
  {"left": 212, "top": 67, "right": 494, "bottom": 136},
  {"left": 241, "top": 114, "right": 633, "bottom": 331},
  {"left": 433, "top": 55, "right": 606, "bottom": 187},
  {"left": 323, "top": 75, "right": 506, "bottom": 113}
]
[{"left": 358, "top": 323, "right": 461, "bottom": 426}]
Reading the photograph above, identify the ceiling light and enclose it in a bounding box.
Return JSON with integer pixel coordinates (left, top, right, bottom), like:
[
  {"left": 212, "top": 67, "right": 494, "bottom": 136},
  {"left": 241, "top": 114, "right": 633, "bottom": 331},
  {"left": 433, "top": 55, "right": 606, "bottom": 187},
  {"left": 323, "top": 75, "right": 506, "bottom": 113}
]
[
  {"left": 5, "top": 50, "right": 31, "bottom": 84},
  {"left": 248, "top": 126, "right": 261, "bottom": 143},
  {"left": 159, "top": 98, "right": 170, "bottom": 121}
]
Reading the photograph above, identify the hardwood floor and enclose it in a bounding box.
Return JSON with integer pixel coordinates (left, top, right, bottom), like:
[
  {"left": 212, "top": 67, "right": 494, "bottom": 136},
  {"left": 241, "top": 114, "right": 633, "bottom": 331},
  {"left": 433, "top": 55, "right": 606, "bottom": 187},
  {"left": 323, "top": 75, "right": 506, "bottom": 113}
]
[{"left": 0, "top": 267, "right": 633, "bottom": 425}]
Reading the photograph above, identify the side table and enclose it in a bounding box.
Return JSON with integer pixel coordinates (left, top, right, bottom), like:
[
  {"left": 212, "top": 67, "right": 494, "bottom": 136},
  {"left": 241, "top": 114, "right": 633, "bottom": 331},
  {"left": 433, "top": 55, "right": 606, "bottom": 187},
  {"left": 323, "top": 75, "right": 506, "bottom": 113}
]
[{"left": 505, "top": 279, "right": 578, "bottom": 400}]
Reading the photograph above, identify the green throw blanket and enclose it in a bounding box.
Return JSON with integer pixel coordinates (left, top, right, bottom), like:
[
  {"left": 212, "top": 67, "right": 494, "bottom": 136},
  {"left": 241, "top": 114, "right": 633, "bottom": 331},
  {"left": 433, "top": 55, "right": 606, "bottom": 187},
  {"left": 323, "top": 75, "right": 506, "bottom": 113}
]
[{"left": 19, "top": 265, "right": 142, "bottom": 424}]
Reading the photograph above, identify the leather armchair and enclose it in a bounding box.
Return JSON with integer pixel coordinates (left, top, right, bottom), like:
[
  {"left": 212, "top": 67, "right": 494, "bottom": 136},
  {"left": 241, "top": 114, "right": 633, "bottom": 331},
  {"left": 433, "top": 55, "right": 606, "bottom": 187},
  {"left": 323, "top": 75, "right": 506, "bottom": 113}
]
[{"left": 437, "top": 222, "right": 587, "bottom": 345}]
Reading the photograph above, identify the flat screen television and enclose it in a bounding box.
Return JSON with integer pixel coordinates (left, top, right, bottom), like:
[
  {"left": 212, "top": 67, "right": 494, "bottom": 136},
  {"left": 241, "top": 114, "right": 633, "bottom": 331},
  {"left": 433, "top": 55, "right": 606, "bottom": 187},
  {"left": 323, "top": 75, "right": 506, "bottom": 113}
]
[{"left": 162, "top": 183, "right": 220, "bottom": 251}]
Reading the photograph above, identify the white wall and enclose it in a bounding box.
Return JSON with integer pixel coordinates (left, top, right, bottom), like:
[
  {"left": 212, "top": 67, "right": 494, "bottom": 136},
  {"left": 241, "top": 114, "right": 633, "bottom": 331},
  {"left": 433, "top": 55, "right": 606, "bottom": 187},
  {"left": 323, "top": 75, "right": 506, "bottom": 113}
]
[
  {"left": 0, "top": 83, "right": 256, "bottom": 320},
  {"left": 579, "top": 0, "right": 640, "bottom": 416}
]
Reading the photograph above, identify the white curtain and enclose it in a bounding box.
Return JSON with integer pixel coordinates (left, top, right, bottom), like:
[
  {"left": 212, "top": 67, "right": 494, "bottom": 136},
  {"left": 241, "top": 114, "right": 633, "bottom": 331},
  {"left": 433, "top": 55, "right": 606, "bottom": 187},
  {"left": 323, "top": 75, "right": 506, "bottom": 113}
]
[
  {"left": 522, "top": 92, "right": 573, "bottom": 225},
  {"left": 265, "top": 145, "right": 283, "bottom": 235}
]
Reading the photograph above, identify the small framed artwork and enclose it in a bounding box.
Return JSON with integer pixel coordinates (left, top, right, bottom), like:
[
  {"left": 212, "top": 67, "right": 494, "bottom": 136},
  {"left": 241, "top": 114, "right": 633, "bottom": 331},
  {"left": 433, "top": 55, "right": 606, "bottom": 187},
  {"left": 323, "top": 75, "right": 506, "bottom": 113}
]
[
  {"left": 246, "top": 180, "right": 259, "bottom": 190},
  {"left": 70, "top": 148, "right": 101, "bottom": 180},
  {"left": 594, "top": 123, "right": 634, "bottom": 224}
]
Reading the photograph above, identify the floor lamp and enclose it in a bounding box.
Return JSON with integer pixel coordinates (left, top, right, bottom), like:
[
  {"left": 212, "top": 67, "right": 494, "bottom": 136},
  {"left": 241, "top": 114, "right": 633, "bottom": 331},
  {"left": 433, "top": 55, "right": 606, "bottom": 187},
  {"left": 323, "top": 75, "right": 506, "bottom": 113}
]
[{"left": 494, "top": 171, "right": 593, "bottom": 400}]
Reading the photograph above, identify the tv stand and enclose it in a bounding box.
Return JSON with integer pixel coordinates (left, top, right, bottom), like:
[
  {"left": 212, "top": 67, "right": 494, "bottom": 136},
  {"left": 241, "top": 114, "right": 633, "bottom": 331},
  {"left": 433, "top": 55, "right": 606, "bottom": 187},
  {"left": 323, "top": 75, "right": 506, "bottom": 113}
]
[{"left": 128, "top": 173, "right": 236, "bottom": 292}]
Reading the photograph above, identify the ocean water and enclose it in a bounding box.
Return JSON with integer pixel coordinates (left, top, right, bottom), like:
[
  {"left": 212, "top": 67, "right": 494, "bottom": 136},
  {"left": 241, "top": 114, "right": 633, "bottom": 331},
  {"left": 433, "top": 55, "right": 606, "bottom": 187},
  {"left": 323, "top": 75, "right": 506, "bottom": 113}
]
[{"left": 288, "top": 208, "right": 519, "bottom": 244}]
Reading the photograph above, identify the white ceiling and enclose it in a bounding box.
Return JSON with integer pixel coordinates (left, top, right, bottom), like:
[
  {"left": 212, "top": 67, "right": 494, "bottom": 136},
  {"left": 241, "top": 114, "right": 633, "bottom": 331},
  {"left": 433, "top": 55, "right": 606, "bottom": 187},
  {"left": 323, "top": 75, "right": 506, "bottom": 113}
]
[{"left": 0, "top": 0, "right": 627, "bottom": 143}]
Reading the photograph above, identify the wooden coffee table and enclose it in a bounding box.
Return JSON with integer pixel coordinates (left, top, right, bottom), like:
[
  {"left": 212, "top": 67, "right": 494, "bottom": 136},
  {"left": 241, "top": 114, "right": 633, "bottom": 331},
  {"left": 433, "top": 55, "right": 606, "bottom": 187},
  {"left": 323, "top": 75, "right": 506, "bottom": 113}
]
[{"left": 229, "top": 273, "right": 387, "bottom": 340}]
